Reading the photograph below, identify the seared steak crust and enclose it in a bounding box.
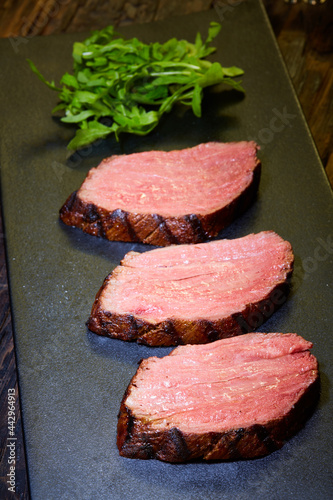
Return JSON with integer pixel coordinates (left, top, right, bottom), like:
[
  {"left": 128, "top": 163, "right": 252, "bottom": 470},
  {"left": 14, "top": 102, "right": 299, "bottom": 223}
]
[
  {"left": 117, "top": 333, "right": 319, "bottom": 462},
  {"left": 87, "top": 280, "right": 291, "bottom": 346},
  {"left": 59, "top": 142, "right": 261, "bottom": 246},
  {"left": 60, "top": 160, "right": 260, "bottom": 246},
  {"left": 117, "top": 377, "right": 319, "bottom": 462},
  {"left": 87, "top": 232, "right": 294, "bottom": 346}
]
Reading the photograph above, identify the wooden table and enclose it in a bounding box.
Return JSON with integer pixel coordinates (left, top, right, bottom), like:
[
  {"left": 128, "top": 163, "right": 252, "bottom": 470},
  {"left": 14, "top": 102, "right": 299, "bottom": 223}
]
[{"left": 0, "top": 1, "right": 332, "bottom": 498}]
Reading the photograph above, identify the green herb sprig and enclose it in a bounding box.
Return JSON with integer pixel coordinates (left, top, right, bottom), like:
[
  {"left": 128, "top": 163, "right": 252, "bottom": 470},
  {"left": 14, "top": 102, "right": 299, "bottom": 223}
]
[{"left": 28, "top": 22, "right": 244, "bottom": 151}]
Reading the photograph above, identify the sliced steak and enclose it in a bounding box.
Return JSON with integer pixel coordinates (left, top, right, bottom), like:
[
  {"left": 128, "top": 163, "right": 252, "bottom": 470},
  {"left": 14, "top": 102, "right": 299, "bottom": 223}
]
[
  {"left": 60, "top": 141, "right": 260, "bottom": 246},
  {"left": 117, "top": 332, "right": 319, "bottom": 462},
  {"left": 87, "top": 231, "right": 294, "bottom": 346}
]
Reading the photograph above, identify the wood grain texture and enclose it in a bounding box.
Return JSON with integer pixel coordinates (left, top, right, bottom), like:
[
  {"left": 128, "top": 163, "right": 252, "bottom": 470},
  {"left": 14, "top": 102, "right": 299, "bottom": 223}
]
[
  {"left": 263, "top": 0, "right": 333, "bottom": 184},
  {"left": 0, "top": 206, "right": 30, "bottom": 500},
  {"left": 0, "top": 0, "right": 213, "bottom": 37},
  {"left": 0, "top": 0, "right": 332, "bottom": 497}
]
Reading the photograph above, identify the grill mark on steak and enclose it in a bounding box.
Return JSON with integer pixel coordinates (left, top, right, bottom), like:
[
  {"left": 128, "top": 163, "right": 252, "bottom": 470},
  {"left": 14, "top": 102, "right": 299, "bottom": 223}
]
[
  {"left": 59, "top": 142, "right": 261, "bottom": 246},
  {"left": 120, "top": 209, "right": 139, "bottom": 242},
  {"left": 117, "top": 332, "right": 319, "bottom": 462},
  {"left": 213, "top": 428, "right": 246, "bottom": 461},
  {"left": 140, "top": 319, "right": 180, "bottom": 346},
  {"left": 127, "top": 213, "right": 159, "bottom": 242},
  {"left": 254, "top": 425, "right": 281, "bottom": 454},
  {"left": 144, "top": 216, "right": 179, "bottom": 246},
  {"left": 158, "top": 428, "right": 191, "bottom": 462},
  {"left": 185, "top": 214, "right": 206, "bottom": 242}
]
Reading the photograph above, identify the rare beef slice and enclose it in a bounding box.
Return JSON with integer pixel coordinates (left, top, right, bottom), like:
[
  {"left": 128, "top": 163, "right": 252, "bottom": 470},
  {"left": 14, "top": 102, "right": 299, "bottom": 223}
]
[
  {"left": 117, "top": 332, "right": 319, "bottom": 462},
  {"left": 87, "top": 231, "right": 294, "bottom": 346},
  {"left": 60, "top": 141, "right": 260, "bottom": 246}
]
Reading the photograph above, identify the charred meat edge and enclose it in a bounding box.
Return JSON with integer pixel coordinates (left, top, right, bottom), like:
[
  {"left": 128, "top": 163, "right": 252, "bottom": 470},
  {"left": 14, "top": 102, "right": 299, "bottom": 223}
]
[
  {"left": 59, "top": 160, "right": 261, "bottom": 247},
  {"left": 86, "top": 264, "right": 293, "bottom": 346},
  {"left": 117, "top": 350, "right": 319, "bottom": 462}
]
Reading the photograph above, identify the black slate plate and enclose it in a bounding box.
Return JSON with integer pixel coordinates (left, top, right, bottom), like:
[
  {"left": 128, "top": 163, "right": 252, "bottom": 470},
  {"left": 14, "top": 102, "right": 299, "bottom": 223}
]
[{"left": 1, "top": 1, "right": 333, "bottom": 499}]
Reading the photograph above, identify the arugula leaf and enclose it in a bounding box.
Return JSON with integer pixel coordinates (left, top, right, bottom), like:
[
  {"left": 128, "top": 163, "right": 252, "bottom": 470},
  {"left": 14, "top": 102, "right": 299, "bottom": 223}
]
[
  {"left": 27, "top": 59, "right": 61, "bottom": 91},
  {"left": 222, "top": 66, "right": 245, "bottom": 77},
  {"left": 61, "top": 109, "right": 96, "bottom": 123},
  {"left": 28, "top": 22, "right": 244, "bottom": 151},
  {"left": 60, "top": 73, "right": 79, "bottom": 89},
  {"left": 67, "top": 120, "right": 116, "bottom": 150},
  {"left": 191, "top": 83, "right": 203, "bottom": 117}
]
